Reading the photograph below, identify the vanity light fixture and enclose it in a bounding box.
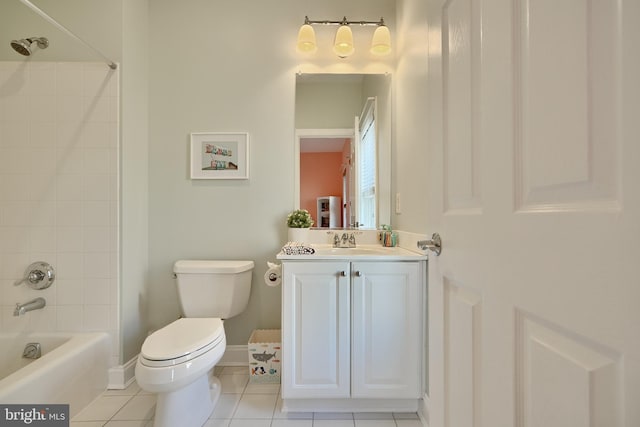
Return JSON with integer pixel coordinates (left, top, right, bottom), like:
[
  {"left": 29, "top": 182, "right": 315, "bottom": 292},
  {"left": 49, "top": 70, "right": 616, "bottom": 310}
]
[
  {"left": 296, "top": 17, "right": 318, "bottom": 54},
  {"left": 296, "top": 16, "right": 391, "bottom": 58}
]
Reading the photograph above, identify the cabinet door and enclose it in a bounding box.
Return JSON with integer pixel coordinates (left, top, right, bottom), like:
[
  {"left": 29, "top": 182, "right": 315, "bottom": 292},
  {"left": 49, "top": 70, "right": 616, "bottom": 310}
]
[
  {"left": 351, "top": 261, "right": 422, "bottom": 398},
  {"left": 282, "top": 261, "right": 351, "bottom": 398}
]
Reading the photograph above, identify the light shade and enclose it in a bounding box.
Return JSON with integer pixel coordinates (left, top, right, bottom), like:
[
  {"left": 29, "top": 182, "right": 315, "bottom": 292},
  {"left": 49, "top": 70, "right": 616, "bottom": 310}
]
[
  {"left": 333, "top": 25, "right": 354, "bottom": 58},
  {"left": 296, "top": 24, "right": 317, "bottom": 53},
  {"left": 370, "top": 25, "right": 391, "bottom": 56}
]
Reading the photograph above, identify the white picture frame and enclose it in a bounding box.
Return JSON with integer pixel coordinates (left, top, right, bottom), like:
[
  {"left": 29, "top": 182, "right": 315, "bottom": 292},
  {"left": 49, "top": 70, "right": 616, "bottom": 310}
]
[{"left": 190, "top": 132, "right": 249, "bottom": 180}]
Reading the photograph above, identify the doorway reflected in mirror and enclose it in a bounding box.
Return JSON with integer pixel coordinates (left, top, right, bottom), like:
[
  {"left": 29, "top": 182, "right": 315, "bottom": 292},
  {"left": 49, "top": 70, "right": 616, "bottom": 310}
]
[{"left": 294, "top": 73, "right": 391, "bottom": 229}]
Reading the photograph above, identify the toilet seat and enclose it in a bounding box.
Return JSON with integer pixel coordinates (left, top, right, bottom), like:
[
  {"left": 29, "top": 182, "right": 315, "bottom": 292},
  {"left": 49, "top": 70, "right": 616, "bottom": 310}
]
[{"left": 140, "top": 318, "right": 224, "bottom": 368}]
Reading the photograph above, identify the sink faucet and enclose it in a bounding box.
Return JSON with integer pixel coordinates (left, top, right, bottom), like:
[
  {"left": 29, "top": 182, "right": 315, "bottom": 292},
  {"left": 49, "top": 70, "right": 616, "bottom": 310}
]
[
  {"left": 14, "top": 297, "right": 46, "bottom": 316},
  {"left": 333, "top": 232, "right": 357, "bottom": 248}
]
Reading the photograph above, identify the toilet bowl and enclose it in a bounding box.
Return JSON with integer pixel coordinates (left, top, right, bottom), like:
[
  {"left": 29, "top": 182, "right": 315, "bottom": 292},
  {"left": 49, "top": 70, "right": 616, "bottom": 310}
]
[
  {"left": 135, "top": 259, "right": 254, "bottom": 427},
  {"left": 135, "top": 318, "right": 226, "bottom": 426}
]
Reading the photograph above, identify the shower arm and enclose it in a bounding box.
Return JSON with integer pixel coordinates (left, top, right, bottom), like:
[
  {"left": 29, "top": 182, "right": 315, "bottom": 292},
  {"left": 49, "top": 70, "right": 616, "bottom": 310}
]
[{"left": 18, "top": 0, "right": 118, "bottom": 70}]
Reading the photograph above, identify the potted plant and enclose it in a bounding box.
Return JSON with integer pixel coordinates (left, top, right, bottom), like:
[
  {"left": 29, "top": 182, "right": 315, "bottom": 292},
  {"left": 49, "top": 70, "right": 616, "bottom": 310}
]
[{"left": 286, "top": 209, "right": 314, "bottom": 242}]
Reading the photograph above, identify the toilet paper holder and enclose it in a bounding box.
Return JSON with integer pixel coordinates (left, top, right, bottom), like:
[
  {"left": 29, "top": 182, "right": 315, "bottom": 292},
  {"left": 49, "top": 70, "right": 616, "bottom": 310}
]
[{"left": 264, "top": 262, "right": 282, "bottom": 287}]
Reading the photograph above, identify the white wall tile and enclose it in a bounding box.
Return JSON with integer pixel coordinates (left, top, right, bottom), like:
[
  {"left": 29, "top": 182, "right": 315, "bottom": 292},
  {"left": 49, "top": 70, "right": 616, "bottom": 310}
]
[
  {"left": 57, "top": 173, "right": 85, "bottom": 201},
  {"left": 57, "top": 227, "right": 84, "bottom": 252},
  {"left": 28, "top": 174, "right": 57, "bottom": 201},
  {"left": 84, "top": 148, "right": 111, "bottom": 174},
  {"left": 0, "top": 174, "right": 30, "bottom": 201},
  {"left": 84, "top": 253, "right": 110, "bottom": 278},
  {"left": 83, "top": 304, "right": 109, "bottom": 331},
  {"left": 57, "top": 252, "right": 85, "bottom": 279},
  {"left": 56, "top": 279, "right": 84, "bottom": 305},
  {"left": 83, "top": 123, "right": 114, "bottom": 148},
  {"left": 28, "top": 63, "right": 57, "bottom": 96},
  {"left": 56, "top": 201, "right": 83, "bottom": 226},
  {"left": 3, "top": 94, "right": 29, "bottom": 122},
  {"left": 57, "top": 147, "right": 85, "bottom": 174},
  {"left": 56, "top": 123, "right": 82, "bottom": 149},
  {"left": 0, "top": 61, "right": 118, "bottom": 348},
  {"left": 56, "top": 95, "right": 83, "bottom": 123},
  {"left": 0, "top": 121, "right": 28, "bottom": 148},
  {"left": 83, "top": 201, "right": 110, "bottom": 226},
  {"left": 28, "top": 306, "right": 57, "bottom": 331},
  {"left": 27, "top": 122, "right": 56, "bottom": 149},
  {"left": 84, "top": 278, "right": 110, "bottom": 304},
  {"left": 29, "top": 227, "right": 56, "bottom": 253},
  {"left": 0, "top": 227, "right": 30, "bottom": 252},
  {"left": 30, "top": 95, "right": 57, "bottom": 119},
  {"left": 56, "top": 63, "right": 84, "bottom": 97},
  {"left": 1, "top": 148, "right": 30, "bottom": 173},
  {"left": 84, "top": 227, "right": 110, "bottom": 252},
  {"left": 1, "top": 306, "right": 30, "bottom": 333},
  {"left": 56, "top": 305, "right": 83, "bottom": 331},
  {"left": 83, "top": 174, "right": 111, "bottom": 201},
  {"left": 4, "top": 201, "right": 36, "bottom": 226}
]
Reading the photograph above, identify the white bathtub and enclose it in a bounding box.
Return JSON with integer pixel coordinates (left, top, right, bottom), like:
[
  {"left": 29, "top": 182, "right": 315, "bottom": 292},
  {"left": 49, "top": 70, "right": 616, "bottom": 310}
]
[{"left": 0, "top": 332, "right": 110, "bottom": 417}]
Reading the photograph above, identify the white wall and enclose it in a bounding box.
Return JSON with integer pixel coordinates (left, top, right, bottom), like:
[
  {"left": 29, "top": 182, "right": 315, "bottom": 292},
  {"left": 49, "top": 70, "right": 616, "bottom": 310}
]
[
  {"left": 393, "top": 0, "right": 430, "bottom": 232},
  {"left": 295, "top": 78, "right": 363, "bottom": 129},
  {"left": 148, "top": 0, "right": 396, "bottom": 344},
  {"left": 1, "top": 0, "right": 403, "bottom": 357},
  {"left": 120, "top": 0, "right": 149, "bottom": 363}
]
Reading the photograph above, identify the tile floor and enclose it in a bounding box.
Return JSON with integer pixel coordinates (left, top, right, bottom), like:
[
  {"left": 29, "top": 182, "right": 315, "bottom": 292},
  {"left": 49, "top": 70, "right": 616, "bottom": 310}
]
[{"left": 71, "top": 367, "right": 423, "bottom": 427}]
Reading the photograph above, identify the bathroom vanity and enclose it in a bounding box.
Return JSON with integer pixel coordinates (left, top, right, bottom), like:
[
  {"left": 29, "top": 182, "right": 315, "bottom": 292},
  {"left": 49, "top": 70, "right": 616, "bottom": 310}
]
[{"left": 277, "top": 245, "right": 427, "bottom": 412}]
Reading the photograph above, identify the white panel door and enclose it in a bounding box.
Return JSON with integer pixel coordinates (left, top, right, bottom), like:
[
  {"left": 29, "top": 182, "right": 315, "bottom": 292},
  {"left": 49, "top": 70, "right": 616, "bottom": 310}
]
[
  {"left": 351, "top": 261, "right": 422, "bottom": 398},
  {"left": 426, "top": 0, "right": 640, "bottom": 426},
  {"left": 282, "top": 261, "right": 351, "bottom": 399}
]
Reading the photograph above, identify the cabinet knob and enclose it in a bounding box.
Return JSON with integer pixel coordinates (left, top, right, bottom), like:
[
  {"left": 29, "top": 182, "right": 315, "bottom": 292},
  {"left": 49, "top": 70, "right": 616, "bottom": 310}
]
[
  {"left": 340, "top": 271, "right": 347, "bottom": 277},
  {"left": 355, "top": 271, "right": 362, "bottom": 277}
]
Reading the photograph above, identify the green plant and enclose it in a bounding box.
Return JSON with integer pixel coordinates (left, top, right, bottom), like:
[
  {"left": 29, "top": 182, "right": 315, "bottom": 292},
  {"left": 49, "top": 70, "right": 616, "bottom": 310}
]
[{"left": 286, "top": 209, "right": 314, "bottom": 228}]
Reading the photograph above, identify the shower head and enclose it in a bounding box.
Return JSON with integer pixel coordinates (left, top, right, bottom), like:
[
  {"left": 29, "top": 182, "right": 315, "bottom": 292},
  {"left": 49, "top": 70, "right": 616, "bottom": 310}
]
[{"left": 10, "top": 37, "right": 49, "bottom": 56}]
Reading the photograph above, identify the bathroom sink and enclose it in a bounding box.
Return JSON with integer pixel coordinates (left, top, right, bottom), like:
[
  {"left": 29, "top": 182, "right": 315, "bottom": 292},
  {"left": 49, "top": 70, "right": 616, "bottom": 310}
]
[
  {"left": 322, "top": 247, "right": 391, "bottom": 255},
  {"left": 278, "top": 244, "right": 426, "bottom": 260}
]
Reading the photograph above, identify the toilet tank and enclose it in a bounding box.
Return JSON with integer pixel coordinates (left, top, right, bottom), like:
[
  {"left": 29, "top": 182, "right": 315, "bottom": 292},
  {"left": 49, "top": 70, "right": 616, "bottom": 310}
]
[{"left": 173, "top": 260, "right": 254, "bottom": 318}]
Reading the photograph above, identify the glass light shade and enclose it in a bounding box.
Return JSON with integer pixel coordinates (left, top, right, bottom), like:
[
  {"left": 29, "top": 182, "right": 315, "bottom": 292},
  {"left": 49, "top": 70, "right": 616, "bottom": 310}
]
[
  {"left": 296, "top": 24, "right": 317, "bottom": 53},
  {"left": 370, "top": 25, "right": 391, "bottom": 55},
  {"left": 333, "top": 25, "right": 355, "bottom": 58}
]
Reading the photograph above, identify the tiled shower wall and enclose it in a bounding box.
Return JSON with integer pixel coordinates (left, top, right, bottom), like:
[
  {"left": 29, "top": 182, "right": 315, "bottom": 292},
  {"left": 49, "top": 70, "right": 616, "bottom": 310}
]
[{"left": 0, "top": 62, "right": 119, "bottom": 365}]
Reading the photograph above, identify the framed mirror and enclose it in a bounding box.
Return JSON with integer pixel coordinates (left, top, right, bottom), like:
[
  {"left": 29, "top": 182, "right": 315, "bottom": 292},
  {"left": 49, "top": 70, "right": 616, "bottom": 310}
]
[{"left": 294, "top": 73, "right": 391, "bottom": 230}]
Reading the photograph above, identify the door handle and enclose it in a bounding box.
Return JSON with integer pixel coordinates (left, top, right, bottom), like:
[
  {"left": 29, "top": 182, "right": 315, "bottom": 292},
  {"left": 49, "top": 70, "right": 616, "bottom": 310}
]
[{"left": 417, "top": 233, "right": 442, "bottom": 256}]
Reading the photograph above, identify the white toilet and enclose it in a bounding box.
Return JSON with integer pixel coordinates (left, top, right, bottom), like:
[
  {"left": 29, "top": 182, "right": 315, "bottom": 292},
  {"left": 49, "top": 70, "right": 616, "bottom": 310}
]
[{"left": 135, "top": 260, "right": 254, "bottom": 427}]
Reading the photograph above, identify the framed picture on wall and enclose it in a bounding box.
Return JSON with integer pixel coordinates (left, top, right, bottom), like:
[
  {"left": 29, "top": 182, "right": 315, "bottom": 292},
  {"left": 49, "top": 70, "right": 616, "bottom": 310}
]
[{"left": 190, "top": 132, "right": 249, "bottom": 179}]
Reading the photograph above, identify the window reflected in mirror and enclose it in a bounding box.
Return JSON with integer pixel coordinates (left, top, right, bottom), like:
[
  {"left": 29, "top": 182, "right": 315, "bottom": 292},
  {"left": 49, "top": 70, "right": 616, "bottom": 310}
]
[{"left": 294, "top": 73, "right": 391, "bottom": 230}]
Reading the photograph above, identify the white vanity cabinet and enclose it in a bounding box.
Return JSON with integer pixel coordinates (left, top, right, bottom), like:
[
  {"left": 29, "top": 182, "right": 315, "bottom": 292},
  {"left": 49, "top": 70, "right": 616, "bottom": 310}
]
[{"left": 281, "top": 259, "right": 424, "bottom": 411}]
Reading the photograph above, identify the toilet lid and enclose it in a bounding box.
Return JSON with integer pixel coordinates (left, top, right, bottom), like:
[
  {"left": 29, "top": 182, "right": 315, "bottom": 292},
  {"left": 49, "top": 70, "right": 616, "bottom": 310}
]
[{"left": 141, "top": 318, "right": 224, "bottom": 364}]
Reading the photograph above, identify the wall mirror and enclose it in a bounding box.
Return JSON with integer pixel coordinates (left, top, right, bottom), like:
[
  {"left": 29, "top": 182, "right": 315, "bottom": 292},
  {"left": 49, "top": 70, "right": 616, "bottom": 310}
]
[{"left": 294, "top": 73, "right": 391, "bottom": 230}]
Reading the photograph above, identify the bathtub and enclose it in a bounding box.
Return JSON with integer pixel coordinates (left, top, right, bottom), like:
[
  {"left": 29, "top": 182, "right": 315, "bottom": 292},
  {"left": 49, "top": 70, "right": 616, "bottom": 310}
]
[{"left": 0, "top": 332, "right": 110, "bottom": 417}]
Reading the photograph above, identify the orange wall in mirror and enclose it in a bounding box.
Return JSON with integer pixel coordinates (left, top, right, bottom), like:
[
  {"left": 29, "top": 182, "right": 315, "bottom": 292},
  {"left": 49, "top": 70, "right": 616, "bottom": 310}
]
[{"left": 300, "top": 152, "right": 343, "bottom": 227}]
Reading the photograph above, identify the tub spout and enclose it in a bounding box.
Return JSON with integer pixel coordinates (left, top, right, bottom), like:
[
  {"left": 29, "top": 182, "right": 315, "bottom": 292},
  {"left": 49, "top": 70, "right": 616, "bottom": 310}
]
[{"left": 14, "top": 297, "right": 46, "bottom": 316}]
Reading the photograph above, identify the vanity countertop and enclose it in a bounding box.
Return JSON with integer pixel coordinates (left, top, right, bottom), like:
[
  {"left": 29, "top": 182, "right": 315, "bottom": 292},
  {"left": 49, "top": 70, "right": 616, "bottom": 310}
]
[{"left": 277, "top": 244, "right": 427, "bottom": 261}]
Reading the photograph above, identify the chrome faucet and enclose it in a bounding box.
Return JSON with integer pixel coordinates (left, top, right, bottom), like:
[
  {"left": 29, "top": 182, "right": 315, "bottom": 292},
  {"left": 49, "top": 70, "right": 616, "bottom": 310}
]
[
  {"left": 333, "top": 232, "right": 357, "bottom": 248},
  {"left": 14, "top": 297, "right": 46, "bottom": 316}
]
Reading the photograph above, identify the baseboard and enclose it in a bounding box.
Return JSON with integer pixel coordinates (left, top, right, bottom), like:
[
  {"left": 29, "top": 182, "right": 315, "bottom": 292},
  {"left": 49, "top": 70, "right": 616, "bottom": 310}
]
[
  {"left": 108, "top": 355, "right": 138, "bottom": 389},
  {"left": 218, "top": 344, "right": 248, "bottom": 366},
  {"left": 417, "top": 393, "right": 430, "bottom": 426}
]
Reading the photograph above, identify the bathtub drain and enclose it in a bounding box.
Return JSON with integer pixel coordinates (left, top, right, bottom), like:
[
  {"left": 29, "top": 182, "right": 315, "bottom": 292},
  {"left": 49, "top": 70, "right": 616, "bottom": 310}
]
[{"left": 23, "top": 342, "right": 42, "bottom": 359}]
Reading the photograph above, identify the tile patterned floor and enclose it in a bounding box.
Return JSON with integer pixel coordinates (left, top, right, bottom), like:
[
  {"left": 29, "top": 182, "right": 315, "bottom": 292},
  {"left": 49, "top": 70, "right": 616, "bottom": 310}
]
[{"left": 70, "top": 367, "right": 423, "bottom": 427}]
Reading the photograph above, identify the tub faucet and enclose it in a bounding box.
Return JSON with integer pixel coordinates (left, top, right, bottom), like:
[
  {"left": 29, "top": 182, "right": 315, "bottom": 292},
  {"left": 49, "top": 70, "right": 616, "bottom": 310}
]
[{"left": 14, "top": 297, "right": 46, "bottom": 316}]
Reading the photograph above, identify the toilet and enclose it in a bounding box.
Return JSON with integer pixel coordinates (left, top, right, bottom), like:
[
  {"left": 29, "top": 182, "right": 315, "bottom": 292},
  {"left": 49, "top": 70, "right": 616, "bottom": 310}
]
[{"left": 135, "top": 260, "right": 254, "bottom": 427}]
